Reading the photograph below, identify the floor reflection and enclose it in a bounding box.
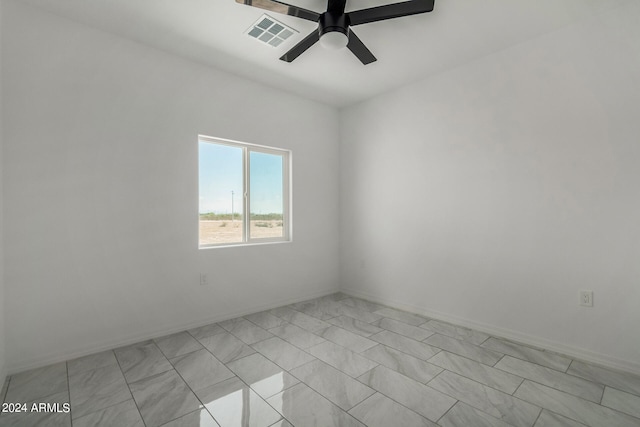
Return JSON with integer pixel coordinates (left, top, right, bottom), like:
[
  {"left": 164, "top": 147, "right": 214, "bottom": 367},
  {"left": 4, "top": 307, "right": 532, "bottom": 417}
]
[
  {"left": 198, "top": 377, "right": 281, "bottom": 426},
  {"left": 251, "top": 371, "right": 286, "bottom": 398}
]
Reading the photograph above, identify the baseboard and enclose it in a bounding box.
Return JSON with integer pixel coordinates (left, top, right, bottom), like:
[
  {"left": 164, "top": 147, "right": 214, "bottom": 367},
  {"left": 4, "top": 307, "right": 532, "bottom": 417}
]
[
  {"left": 7, "top": 287, "right": 339, "bottom": 376},
  {"left": 342, "top": 287, "right": 640, "bottom": 376}
]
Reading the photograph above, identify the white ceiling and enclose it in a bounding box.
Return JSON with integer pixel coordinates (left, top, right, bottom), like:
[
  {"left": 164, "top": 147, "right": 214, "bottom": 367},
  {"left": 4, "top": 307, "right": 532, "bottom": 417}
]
[{"left": 20, "top": 0, "right": 630, "bottom": 107}]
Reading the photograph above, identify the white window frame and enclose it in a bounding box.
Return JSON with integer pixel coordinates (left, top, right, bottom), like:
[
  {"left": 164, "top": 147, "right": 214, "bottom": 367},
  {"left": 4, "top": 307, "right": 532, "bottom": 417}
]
[{"left": 198, "top": 135, "right": 291, "bottom": 249}]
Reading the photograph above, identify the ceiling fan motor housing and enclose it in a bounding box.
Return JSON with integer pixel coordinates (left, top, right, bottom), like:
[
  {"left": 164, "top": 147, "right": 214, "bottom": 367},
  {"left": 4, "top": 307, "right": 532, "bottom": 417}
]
[{"left": 319, "top": 11, "right": 349, "bottom": 38}]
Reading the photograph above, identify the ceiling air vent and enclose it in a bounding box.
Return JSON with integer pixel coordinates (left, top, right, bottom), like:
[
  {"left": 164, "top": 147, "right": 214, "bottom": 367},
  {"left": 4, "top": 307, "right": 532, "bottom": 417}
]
[{"left": 246, "top": 14, "right": 298, "bottom": 48}]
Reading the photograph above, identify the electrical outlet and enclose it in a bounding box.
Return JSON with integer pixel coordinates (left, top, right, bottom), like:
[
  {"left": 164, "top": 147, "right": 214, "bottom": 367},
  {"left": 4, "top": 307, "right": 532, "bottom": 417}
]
[
  {"left": 579, "top": 290, "right": 593, "bottom": 307},
  {"left": 200, "top": 273, "right": 207, "bottom": 286}
]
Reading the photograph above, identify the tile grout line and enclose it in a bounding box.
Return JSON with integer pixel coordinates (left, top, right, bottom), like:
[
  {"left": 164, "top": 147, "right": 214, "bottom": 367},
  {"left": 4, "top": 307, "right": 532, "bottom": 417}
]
[
  {"left": 155, "top": 337, "right": 207, "bottom": 362},
  {"left": 478, "top": 335, "right": 491, "bottom": 346},
  {"left": 159, "top": 361, "right": 220, "bottom": 427},
  {"left": 359, "top": 343, "right": 446, "bottom": 385},
  {"left": 287, "top": 358, "right": 375, "bottom": 413},
  {"left": 66, "top": 361, "right": 72, "bottom": 427},
  {"left": 226, "top": 368, "right": 294, "bottom": 427},
  {"left": 185, "top": 327, "right": 310, "bottom": 426},
  {"left": 514, "top": 379, "right": 640, "bottom": 426},
  {"left": 167, "top": 331, "right": 284, "bottom": 427},
  {"left": 251, "top": 329, "right": 330, "bottom": 373},
  {"left": 189, "top": 327, "right": 261, "bottom": 367},
  {"left": 481, "top": 338, "right": 575, "bottom": 369},
  {"left": 434, "top": 398, "right": 458, "bottom": 425},
  {"left": 66, "top": 362, "right": 148, "bottom": 424},
  {"left": 427, "top": 351, "right": 527, "bottom": 396},
  {"left": 351, "top": 365, "right": 449, "bottom": 425},
  {"left": 367, "top": 331, "right": 444, "bottom": 361},
  {"left": 242, "top": 311, "right": 407, "bottom": 423},
  {"left": 481, "top": 345, "right": 574, "bottom": 374},
  {"left": 421, "top": 333, "right": 506, "bottom": 362},
  {"left": 429, "top": 349, "right": 507, "bottom": 368},
  {"left": 163, "top": 330, "right": 284, "bottom": 426},
  {"left": 491, "top": 356, "right": 612, "bottom": 402},
  {"left": 424, "top": 367, "right": 545, "bottom": 423},
  {"left": 530, "top": 406, "right": 544, "bottom": 427},
  {"left": 512, "top": 378, "right": 640, "bottom": 423},
  {"left": 418, "top": 321, "right": 493, "bottom": 347},
  {"left": 113, "top": 348, "right": 148, "bottom": 427},
  {"left": 185, "top": 321, "right": 307, "bottom": 425},
  {"left": 241, "top": 312, "right": 290, "bottom": 331},
  {"left": 1, "top": 375, "right": 12, "bottom": 405},
  {"left": 451, "top": 357, "right": 604, "bottom": 406}
]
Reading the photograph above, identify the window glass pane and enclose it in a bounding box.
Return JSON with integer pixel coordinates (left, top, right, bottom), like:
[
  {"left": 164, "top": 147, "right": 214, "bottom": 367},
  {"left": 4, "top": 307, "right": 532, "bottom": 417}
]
[
  {"left": 199, "top": 142, "right": 244, "bottom": 245},
  {"left": 250, "top": 151, "right": 284, "bottom": 239}
]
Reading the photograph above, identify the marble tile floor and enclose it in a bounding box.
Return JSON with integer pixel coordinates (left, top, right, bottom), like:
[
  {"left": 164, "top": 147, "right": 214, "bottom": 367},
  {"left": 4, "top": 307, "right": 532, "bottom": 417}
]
[{"left": 2, "top": 293, "right": 640, "bottom": 427}]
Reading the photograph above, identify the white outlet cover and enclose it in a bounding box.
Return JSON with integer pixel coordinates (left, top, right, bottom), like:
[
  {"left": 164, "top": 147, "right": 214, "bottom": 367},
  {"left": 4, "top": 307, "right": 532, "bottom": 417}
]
[{"left": 580, "top": 290, "right": 593, "bottom": 307}]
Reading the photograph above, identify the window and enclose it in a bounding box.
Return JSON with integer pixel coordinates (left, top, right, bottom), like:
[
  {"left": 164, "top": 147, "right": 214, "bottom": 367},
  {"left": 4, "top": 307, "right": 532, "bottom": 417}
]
[{"left": 198, "top": 136, "right": 291, "bottom": 248}]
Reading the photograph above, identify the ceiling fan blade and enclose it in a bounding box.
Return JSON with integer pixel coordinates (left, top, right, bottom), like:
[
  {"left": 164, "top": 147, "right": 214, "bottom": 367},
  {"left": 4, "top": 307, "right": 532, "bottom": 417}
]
[
  {"left": 236, "top": 0, "right": 320, "bottom": 22},
  {"left": 280, "top": 30, "right": 320, "bottom": 62},
  {"left": 347, "top": 30, "right": 377, "bottom": 65},
  {"left": 327, "top": 0, "right": 347, "bottom": 14},
  {"left": 348, "top": 0, "right": 434, "bottom": 26}
]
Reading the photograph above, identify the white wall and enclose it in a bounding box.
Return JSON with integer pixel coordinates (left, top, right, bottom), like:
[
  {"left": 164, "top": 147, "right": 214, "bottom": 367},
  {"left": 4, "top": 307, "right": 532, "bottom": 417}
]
[
  {"left": 2, "top": 0, "right": 340, "bottom": 374},
  {"left": 341, "top": 2, "right": 640, "bottom": 373},
  {"left": 0, "top": 0, "right": 6, "bottom": 384}
]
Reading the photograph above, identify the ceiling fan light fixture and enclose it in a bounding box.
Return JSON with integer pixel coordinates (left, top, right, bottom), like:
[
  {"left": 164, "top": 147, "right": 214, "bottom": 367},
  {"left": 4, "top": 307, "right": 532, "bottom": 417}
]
[
  {"left": 318, "top": 11, "right": 349, "bottom": 50},
  {"left": 320, "top": 31, "right": 349, "bottom": 50}
]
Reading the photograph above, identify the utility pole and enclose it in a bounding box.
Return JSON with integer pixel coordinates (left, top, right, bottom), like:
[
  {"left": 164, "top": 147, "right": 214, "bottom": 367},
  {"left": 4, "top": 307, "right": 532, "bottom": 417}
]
[{"left": 231, "top": 190, "right": 235, "bottom": 222}]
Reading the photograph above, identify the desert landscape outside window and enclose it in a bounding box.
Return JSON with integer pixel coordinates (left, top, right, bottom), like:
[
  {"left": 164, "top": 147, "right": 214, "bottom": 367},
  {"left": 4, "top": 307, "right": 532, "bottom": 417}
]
[{"left": 198, "top": 136, "right": 290, "bottom": 247}]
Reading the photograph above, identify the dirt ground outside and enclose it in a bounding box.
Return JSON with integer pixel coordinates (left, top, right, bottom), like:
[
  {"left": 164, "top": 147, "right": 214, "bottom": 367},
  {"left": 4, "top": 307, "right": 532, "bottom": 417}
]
[{"left": 199, "top": 220, "right": 283, "bottom": 245}]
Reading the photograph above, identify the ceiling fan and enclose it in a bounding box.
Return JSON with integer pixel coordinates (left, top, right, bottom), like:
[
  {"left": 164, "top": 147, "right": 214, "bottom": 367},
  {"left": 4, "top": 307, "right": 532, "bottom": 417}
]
[{"left": 236, "top": 0, "right": 435, "bottom": 64}]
